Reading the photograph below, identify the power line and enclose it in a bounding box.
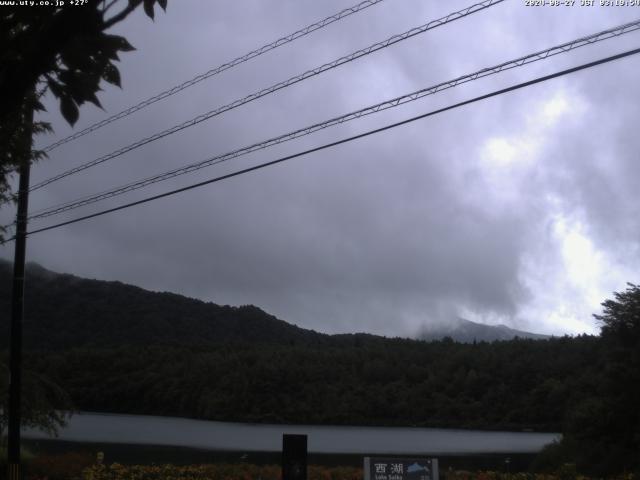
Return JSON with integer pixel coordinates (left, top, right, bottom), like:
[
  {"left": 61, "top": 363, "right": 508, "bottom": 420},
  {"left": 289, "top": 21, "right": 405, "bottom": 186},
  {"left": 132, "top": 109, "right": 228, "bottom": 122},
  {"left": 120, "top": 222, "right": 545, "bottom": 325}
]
[
  {"left": 25, "top": 18, "right": 640, "bottom": 221},
  {"left": 40, "top": 0, "right": 388, "bottom": 153},
  {"left": 12, "top": 46, "right": 640, "bottom": 241},
  {"left": 30, "top": 0, "right": 505, "bottom": 192}
]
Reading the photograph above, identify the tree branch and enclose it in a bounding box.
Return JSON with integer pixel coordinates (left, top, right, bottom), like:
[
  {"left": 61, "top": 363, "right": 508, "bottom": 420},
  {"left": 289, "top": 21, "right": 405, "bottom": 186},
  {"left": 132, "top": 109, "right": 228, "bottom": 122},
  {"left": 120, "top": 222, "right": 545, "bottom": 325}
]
[
  {"left": 103, "top": 2, "right": 137, "bottom": 29},
  {"left": 102, "top": 0, "right": 120, "bottom": 15}
]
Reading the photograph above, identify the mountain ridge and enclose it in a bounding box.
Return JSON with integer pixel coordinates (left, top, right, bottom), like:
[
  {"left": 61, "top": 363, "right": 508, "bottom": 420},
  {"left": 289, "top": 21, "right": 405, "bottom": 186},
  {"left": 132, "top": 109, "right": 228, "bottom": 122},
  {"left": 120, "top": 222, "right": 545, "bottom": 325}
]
[
  {"left": 0, "top": 259, "right": 330, "bottom": 350},
  {"left": 418, "top": 317, "right": 550, "bottom": 343},
  {"left": 1, "top": 259, "right": 550, "bottom": 348}
]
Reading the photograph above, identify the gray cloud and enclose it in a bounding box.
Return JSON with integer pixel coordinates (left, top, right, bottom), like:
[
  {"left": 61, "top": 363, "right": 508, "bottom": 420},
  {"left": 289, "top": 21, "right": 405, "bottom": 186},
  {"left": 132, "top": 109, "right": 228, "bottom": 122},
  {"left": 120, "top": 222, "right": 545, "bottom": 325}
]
[{"left": 2, "top": 0, "right": 639, "bottom": 337}]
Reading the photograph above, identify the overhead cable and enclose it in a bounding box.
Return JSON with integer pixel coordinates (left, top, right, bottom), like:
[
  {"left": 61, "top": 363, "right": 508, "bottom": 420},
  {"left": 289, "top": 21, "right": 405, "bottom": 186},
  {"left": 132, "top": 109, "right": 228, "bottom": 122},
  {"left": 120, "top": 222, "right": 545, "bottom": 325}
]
[
  {"left": 10, "top": 46, "right": 640, "bottom": 240},
  {"left": 41, "top": 0, "right": 388, "bottom": 153},
  {"left": 26, "top": 18, "right": 640, "bottom": 221},
  {"left": 30, "top": 0, "right": 505, "bottom": 191}
]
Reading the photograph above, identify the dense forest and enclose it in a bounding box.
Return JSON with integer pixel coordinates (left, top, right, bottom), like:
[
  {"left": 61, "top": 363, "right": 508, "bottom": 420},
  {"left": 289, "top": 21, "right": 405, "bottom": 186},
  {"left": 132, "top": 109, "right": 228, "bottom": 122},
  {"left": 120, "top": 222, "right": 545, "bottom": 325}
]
[
  {"left": 1, "top": 261, "right": 638, "bottom": 475},
  {"left": 18, "top": 337, "right": 598, "bottom": 431}
]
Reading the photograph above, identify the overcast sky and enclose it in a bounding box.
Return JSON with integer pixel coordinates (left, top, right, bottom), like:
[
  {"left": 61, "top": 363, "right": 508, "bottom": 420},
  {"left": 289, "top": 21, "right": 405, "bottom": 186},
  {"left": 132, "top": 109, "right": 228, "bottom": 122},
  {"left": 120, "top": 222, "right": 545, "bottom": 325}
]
[{"left": 2, "top": 0, "right": 639, "bottom": 337}]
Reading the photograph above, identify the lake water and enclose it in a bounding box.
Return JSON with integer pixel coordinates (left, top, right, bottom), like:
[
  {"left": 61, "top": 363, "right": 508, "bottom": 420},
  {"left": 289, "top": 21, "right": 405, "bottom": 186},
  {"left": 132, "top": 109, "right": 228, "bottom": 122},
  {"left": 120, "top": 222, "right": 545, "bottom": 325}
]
[{"left": 23, "top": 412, "right": 560, "bottom": 455}]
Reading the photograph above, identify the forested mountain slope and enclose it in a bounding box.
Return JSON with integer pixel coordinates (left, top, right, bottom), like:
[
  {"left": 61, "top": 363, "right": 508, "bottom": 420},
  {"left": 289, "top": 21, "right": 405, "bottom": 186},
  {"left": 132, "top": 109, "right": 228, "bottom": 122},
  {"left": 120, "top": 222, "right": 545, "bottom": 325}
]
[
  {"left": 0, "top": 260, "right": 327, "bottom": 350},
  {"left": 0, "top": 260, "right": 603, "bottom": 433}
]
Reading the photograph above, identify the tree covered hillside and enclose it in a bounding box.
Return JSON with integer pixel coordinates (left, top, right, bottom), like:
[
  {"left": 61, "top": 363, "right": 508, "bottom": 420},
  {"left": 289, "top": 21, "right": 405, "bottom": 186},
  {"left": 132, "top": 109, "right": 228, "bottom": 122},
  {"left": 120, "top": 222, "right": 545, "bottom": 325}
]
[
  {"left": 0, "top": 260, "right": 599, "bottom": 431},
  {"left": 0, "top": 260, "right": 327, "bottom": 350}
]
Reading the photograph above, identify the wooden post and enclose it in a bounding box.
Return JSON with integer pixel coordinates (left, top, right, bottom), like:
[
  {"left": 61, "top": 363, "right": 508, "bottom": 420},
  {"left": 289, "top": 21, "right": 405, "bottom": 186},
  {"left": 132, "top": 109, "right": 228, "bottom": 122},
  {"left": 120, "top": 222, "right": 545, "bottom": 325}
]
[{"left": 7, "top": 101, "right": 33, "bottom": 480}]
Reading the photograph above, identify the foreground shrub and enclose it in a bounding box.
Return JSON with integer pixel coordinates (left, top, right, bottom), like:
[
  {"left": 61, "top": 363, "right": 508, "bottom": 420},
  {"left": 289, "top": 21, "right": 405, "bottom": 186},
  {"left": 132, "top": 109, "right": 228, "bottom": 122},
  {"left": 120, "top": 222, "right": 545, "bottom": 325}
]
[
  {"left": 82, "top": 463, "right": 362, "bottom": 480},
  {"left": 81, "top": 464, "right": 636, "bottom": 480},
  {"left": 29, "top": 452, "right": 95, "bottom": 480},
  {"left": 443, "top": 471, "right": 634, "bottom": 480}
]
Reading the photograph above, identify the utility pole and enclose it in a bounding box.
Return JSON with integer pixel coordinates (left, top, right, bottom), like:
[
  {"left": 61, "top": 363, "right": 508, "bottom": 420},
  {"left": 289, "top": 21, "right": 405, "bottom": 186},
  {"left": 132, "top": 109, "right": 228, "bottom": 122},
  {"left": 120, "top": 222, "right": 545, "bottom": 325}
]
[{"left": 7, "top": 102, "right": 33, "bottom": 480}]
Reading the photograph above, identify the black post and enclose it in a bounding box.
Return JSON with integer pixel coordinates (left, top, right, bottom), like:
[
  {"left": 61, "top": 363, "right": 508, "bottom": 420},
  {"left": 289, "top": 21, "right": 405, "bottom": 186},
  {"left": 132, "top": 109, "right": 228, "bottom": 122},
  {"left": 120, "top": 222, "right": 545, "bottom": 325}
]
[
  {"left": 282, "top": 433, "right": 307, "bottom": 480},
  {"left": 7, "top": 104, "right": 33, "bottom": 480}
]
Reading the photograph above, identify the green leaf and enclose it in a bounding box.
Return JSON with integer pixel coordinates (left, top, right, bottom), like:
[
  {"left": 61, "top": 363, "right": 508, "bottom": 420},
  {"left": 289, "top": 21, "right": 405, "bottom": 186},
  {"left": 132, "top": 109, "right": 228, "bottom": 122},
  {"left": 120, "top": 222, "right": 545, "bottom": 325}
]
[
  {"left": 47, "top": 79, "right": 63, "bottom": 98},
  {"left": 104, "top": 49, "right": 120, "bottom": 61},
  {"left": 60, "top": 96, "right": 79, "bottom": 126},
  {"left": 103, "top": 64, "right": 121, "bottom": 88},
  {"left": 86, "top": 91, "right": 103, "bottom": 109},
  {"left": 103, "top": 34, "right": 135, "bottom": 53},
  {"left": 33, "top": 99, "right": 46, "bottom": 112},
  {"left": 118, "top": 36, "right": 136, "bottom": 52},
  {"left": 33, "top": 121, "right": 53, "bottom": 135},
  {"left": 143, "top": 0, "right": 155, "bottom": 19},
  {"left": 60, "top": 43, "right": 96, "bottom": 71}
]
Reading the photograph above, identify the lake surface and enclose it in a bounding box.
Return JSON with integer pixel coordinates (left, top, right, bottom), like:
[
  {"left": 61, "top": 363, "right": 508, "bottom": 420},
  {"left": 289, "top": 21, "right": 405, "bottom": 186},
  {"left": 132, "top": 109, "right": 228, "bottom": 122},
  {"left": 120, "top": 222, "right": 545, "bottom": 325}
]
[{"left": 23, "top": 412, "right": 560, "bottom": 455}]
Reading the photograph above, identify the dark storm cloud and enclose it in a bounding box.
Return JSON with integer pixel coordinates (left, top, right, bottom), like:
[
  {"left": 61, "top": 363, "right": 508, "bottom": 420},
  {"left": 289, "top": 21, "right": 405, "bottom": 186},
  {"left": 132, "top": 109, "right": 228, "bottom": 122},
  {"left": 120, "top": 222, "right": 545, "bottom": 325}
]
[{"left": 2, "top": 0, "right": 639, "bottom": 336}]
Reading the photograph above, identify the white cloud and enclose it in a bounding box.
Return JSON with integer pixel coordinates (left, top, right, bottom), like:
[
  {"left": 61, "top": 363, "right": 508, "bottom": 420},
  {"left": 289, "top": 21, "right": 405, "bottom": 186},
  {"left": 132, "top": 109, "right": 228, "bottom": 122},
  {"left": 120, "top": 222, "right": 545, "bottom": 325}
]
[{"left": 518, "top": 211, "right": 636, "bottom": 336}]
